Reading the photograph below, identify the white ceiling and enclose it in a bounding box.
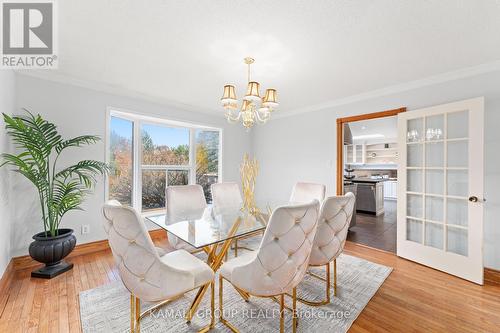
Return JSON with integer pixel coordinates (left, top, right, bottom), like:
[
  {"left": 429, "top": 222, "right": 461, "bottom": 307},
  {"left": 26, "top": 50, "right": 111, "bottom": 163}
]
[
  {"left": 24, "top": 0, "right": 500, "bottom": 114},
  {"left": 348, "top": 116, "right": 398, "bottom": 143}
]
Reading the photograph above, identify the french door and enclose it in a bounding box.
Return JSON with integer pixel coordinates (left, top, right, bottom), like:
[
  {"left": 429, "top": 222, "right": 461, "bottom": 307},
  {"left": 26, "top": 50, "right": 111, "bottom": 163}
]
[{"left": 397, "top": 97, "right": 484, "bottom": 284}]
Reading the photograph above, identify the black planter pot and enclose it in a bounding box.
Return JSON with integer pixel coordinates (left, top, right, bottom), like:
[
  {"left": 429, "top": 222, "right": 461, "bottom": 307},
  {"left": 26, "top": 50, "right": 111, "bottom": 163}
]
[{"left": 29, "top": 228, "right": 77, "bottom": 279}]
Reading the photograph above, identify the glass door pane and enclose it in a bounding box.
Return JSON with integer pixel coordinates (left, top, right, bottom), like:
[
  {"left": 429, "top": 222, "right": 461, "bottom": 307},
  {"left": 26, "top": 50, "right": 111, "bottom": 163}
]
[
  {"left": 425, "top": 223, "right": 443, "bottom": 249},
  {"left": 407, "top": 144, "right": 423, "bottom": 167},
  {"left": 407, "top": 169, "right": 422, "bottom": 192},
  {"left": 447, "top": 141, "right": 468, "bottom": 167},
  {"left": 447, "top": 227, "right": 468, "bottom": 256},
  {"left": 406, "top": 219, "right": 422, "bottom": 243},
  {"left": 425, "top": 114, "right": 444, "bottom": 141},
  {"left": 447, "top": 111, "right": 468, "bottom": 139}
]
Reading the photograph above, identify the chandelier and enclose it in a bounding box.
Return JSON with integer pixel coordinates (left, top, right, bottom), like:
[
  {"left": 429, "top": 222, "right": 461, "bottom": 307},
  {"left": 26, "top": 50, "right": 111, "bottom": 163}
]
[{"left": 220, "top": 57, "right": 279, "bottom": 129}]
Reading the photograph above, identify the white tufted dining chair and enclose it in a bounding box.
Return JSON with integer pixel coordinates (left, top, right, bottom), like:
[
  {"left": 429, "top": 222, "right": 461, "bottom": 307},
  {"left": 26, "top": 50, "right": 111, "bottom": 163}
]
[
  {"left": 289, "top": 182, "right": 326, "bottom": 203},
  {"left": 102, "top": 200, "right": 215, "bottom": 333},
  {"left": 211, "top": 182, "right": 243, "bottom": 215},
  {"left": 219, "top": 200, "right": 320, "bottom": 333},
  {"left": 211, "top": 182, "right": 258, "bottom": 257},
  {"left": 166, "top": 184, "right": 207, "bottom": 252},
  {"left": 300, "top": 193, "right": 355, "bottom": 306}
]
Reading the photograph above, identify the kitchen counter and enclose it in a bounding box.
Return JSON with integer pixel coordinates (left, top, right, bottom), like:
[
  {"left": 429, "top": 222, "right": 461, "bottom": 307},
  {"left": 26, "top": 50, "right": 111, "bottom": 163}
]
[
  {"left": 352, "top": 180, "right": 386, "bottom": 215},
  {"left": 351, "top": 178, "right": 389, "bottom": 183}
]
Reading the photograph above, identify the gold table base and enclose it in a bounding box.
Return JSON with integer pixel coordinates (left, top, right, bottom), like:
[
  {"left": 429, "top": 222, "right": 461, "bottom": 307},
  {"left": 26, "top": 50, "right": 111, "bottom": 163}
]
[{"left": 186, "top": 216, "right": 251, "bottom": 322}]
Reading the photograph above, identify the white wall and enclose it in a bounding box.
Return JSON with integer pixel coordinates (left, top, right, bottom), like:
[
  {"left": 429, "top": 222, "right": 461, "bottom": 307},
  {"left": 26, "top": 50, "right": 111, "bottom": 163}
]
[
  {"left": 11, "top": 74, "right": 252, "bottom": 257},
  {"left": 254, "top": 70, "right": 500, "bottom": 270},
  {"left": 0, "top": 71, "right": 15, "bottom": 276}
]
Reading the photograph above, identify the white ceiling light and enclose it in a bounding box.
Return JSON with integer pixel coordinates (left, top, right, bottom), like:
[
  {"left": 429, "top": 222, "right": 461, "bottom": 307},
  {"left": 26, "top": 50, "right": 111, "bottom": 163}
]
[{"left": 352, "top": 134, "right": 385, "bottom": 140}]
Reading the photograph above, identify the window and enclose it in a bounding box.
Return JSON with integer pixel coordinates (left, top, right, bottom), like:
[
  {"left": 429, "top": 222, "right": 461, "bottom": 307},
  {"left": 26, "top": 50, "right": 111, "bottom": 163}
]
[
  {"left": 196, "top": 129, "right": 220, "bottom": 202},
  {"left": 108, "top": 117, "right": 134, "bottom": 206},
  {"left": 107, "top": 109, "right": 222, "bottom": 213}
]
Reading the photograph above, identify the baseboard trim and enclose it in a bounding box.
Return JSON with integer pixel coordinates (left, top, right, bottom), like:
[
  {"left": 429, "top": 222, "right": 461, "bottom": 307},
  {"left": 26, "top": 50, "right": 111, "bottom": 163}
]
[
  {"left": 484, "top": 267, "right": 500, "bottom": 285},
  {"left": 0, "top": 260, "right": 15, "bottom": 316},
  {"left": 11, "top": 228, "right": 167, "bottom": 272}
]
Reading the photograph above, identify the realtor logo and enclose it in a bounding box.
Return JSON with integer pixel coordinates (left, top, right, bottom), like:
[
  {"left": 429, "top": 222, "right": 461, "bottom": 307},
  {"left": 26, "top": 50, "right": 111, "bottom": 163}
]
[{"left": 1, "top": 0, "right": 57, "bottom": 68}]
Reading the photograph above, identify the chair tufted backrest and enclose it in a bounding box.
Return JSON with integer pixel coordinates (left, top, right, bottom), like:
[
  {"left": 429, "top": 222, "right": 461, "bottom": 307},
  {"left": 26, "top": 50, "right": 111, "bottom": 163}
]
[
  {"left": 309, "top": 192, "right": 356, "bottom": 266},
  {"left": 231, "top": 200, "right": 320, "bottom": 296},
  {"left": 166, "top": 185, "right": 207, "bottom": 222},
  {"left": 102, "top": 201, "right": 194, "bottom": 302},
  {"left": 211, "top": 182, "right": 243, "bottom": 215},
  {"left": 289, "top": 182, "right": 326, "bottom": 203}
]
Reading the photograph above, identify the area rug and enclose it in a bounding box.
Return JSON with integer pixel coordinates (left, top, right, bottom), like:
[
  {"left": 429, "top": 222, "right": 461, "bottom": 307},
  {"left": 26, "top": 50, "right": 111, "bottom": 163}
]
[{"left": 79, "top": 252, "right": 391, "bottom": 333}]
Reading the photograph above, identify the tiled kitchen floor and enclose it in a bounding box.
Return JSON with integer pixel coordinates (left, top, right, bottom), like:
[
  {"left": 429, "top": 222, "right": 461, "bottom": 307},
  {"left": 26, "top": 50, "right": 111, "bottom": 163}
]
[{"left": 347, "top": 200, "right": 397, "bottom": 252}]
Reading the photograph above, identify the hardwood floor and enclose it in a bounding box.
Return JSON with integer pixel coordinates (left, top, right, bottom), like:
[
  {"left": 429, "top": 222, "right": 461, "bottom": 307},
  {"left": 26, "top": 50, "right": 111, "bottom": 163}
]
[
  {"left": 347, "top": 200, "right": 397, "bottom": 253},
  {"left": 1, "top": 237, "right": 499, "bottom": 332}
]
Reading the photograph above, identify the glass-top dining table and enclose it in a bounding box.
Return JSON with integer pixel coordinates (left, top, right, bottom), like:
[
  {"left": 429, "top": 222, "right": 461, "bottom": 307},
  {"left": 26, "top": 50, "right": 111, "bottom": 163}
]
[{"left": 145, "top": 202, "right": 280, "bottom": 321}]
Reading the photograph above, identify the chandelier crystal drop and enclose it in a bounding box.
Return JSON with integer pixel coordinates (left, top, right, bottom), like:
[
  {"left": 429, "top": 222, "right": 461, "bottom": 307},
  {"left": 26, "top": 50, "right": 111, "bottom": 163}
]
[{"left": 220, "top": 57, "right": 279, "bottom": 129}]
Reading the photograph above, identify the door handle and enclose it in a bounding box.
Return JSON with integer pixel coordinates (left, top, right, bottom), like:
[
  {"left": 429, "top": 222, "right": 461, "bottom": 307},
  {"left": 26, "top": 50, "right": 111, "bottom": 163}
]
[{"left": 469, "top": 196, "right": 486, "bottom": 203}]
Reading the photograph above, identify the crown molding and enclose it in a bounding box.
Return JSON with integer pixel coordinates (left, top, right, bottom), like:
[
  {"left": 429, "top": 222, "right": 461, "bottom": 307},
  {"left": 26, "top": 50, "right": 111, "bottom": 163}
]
[
  {"left": 14, "top": 70, "right": 221, "bottom": 116},
  {"left": 274, "top": 60, "right": 500, "bottom": 119}
]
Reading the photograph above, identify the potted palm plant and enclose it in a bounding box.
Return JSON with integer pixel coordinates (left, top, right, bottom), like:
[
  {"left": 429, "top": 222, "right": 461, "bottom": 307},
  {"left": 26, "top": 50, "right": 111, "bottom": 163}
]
[{"left": 1, "top": 110, "right": 108, "bottom": 278}]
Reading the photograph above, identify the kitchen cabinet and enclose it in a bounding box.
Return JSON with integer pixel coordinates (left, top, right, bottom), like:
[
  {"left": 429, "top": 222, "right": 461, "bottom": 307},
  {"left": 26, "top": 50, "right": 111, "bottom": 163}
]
[
  {"left": 345, "top": 144, "right": 365, "bottom": 164},
  {"left": 345, "top": 142, "right": 398, "bottom": 166},
  {"left": 383, "top": 180, "right": 397, "bottom": 200}
]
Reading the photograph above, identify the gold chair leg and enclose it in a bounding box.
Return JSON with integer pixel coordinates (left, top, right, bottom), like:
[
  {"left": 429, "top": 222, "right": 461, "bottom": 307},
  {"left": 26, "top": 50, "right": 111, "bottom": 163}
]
[
  {"left": 234, "top": 286, "right": 250, "bottom": 302},
  {"left": 211, "top": 281, "right": 215, "bottom": 328},
  {"left": 334, "top": 259, "right": 337, "bottom": 296},
  {"left": 279, "top": 294, "right": 285, "bottom": 333},
  {"left": 327, "top": 261, "right": 331, "bottom": 301},
  {"left": 234, "top": 239, "right": 238, "bottom": 257},
  {"left": 292, "top": 288, "right": 298, "bottom": 333},
  {"left": 219, "top": 276, "right": 223, "bottom": 321},
  {"left": 135, "top": 296, "right": 141, "bottom": 333},
  {"left": 219, "top": 276, "right": 240, "bottom": 333},
  {"left": 294, "top": 263, "right": 331, "bottom": 306},
  {"left": 271, "top": 295, "right": 294, "bottom": 313},
  {"left": 130, "top": 294, "right": 135, "bottom": 333}
]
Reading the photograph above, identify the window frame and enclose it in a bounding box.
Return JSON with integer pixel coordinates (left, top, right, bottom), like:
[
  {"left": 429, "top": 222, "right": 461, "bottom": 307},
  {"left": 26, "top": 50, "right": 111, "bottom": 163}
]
[{"left": 105, "top": 107, "right": 223, "bottom": 214}]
